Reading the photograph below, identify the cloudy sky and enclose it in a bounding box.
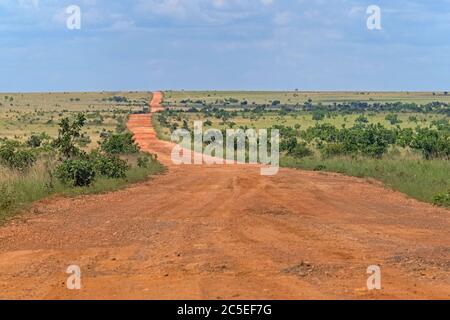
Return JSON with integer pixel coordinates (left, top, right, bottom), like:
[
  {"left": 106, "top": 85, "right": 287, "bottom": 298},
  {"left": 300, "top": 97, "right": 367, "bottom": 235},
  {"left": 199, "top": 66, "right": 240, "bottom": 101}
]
[{"left": 1, "top": 0, "right": 449, "bottom": 92}]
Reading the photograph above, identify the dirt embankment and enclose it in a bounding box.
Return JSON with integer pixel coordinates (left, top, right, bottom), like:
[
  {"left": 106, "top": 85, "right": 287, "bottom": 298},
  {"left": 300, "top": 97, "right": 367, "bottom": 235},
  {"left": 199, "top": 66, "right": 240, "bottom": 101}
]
[{"left": 0, "top": 92, "right": 448, "bottom": 299}]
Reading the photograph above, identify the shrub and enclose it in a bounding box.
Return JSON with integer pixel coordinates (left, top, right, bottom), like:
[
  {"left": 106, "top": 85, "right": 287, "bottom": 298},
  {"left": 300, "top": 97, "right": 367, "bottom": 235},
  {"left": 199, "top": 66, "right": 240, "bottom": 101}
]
[
  {"left": 55, "top": 159, "right": 96, "bottom": 187},
  {"left": 27, "top": 135, "right": 42, "bottom": 148},
  {"left": 100, "top": 133, "right": 139, "bottom": 155},
  {"left": 92, "top": 154, "right": 129, "bottom": 179},
  {"left": 411, "top": 128, "right": 450, "bottom": 159},
  {"left": 280, "top": 136, "right": 298, "bottom": 154},
  {"left": 0, "top": 141, "right": 36, "bottom": 171}
]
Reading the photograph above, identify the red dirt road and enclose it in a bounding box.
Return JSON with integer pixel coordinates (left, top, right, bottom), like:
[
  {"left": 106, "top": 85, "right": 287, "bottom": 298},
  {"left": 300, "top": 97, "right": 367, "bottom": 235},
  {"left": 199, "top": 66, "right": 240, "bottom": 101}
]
[{"left": 0, "top": 92, "right": 449, "bottom": 300}]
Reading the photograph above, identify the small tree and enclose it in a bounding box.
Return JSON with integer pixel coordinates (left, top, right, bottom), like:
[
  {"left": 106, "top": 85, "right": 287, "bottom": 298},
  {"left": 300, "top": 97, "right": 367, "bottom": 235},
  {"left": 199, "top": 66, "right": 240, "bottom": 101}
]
[{"left": 53, "top": 113, "right": 87, "bottom": 159}]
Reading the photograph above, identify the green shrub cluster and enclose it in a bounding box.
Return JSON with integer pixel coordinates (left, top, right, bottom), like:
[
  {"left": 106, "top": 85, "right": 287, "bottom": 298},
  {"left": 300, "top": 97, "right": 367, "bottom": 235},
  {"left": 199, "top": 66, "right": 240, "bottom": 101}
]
[
  {"left": 1, "top": 114, "right": 156, "bottom": 190},
  {"left": 100, "top": 132, "right": 139, "bottom": 155},
  {"left": 277, "top": 122, "right": 449, "bottom": 160},
  {"left": 53, "top": 115, "right": 142, "bottom": 187},
  {"left": 91, "top": 152, "right": 129, "bottom": 179},
  {"left": 55, "top": 159, "right": 96, "bottom": 187},
  {"left": 0, "top": 140, "right": 36, "bottom": 171}
]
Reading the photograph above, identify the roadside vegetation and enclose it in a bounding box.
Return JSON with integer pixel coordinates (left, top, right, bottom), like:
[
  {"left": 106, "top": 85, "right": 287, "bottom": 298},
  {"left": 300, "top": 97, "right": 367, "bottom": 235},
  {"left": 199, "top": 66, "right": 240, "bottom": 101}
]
[
  {"left": 0, "top": 92, "right": 164, "bottom": 221},
  {"left": 156, "top": 93, "right": 450, "bottom": 208}
]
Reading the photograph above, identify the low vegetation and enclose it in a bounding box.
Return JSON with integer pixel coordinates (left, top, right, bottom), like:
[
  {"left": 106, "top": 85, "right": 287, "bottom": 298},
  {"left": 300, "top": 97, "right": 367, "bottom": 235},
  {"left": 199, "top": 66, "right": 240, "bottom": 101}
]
[
  {"left": 0, "top": 109, "right": 164, "bottom": 222},
  {"left": 156, "top": 92, "right": 450, "bottom": 208}
]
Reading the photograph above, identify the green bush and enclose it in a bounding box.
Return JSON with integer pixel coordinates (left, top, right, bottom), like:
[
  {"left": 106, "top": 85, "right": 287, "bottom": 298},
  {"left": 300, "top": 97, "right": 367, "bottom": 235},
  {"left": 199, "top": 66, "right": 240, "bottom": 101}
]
[
  {"left": 27, "top": 135, "right": 42, "bottom": 148},
  {"left": 410, "top": 128, "right": 449, "bottom": 160},
  {"left": 280, "top": 136, "right": 298, "bottom": 154},
  {"left": 55, "top": 159, "right": 96, "bottom": 187},
  {"left": 288, "top": 143, "right": 313, "bottom": 158},
  {"left": 92, "top": 154, "right": 129, "bottom": 179},
  {"left": 0, "top": 141, "right": 36, "bottom": 171},
  {"left": 100, "top": 133, "right": 139, "bottom": 155}
]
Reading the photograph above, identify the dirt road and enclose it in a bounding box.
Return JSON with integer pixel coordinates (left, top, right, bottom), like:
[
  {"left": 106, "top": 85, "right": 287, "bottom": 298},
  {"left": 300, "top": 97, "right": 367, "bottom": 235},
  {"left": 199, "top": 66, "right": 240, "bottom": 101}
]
[{"left": 0, "top": 92, "right": 448, "bottom": 299}]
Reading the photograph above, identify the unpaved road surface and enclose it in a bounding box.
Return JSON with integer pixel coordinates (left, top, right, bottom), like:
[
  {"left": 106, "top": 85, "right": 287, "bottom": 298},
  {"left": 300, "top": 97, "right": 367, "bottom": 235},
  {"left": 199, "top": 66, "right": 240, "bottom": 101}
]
[{"left": 0, "top": 92, "right": 449, "bottom": 300}]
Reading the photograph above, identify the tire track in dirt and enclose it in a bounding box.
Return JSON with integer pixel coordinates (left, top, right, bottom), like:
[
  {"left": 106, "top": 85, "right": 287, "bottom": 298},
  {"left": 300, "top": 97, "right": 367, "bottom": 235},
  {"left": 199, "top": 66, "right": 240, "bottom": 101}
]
[{"left": 0, "top": 92, "right": 448, "bottom": 299}]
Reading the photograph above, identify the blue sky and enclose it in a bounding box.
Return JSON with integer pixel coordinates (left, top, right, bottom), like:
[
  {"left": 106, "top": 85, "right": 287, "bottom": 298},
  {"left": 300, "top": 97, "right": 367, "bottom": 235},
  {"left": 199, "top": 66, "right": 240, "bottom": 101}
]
[{"left": 1, "top": 0, "right": 449, "bottom": 92}]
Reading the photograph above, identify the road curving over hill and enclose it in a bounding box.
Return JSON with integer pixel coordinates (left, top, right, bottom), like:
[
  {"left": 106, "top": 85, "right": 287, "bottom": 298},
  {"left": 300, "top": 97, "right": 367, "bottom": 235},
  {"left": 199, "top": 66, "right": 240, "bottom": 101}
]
[{"left": 0, "top": 92, "right": 448, "bottom": 300}]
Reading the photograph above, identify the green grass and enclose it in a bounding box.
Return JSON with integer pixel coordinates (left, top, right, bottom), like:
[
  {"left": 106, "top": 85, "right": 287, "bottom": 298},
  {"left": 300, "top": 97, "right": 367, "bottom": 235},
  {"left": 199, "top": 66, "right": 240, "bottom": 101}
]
[
  {"left": 0, "top": 155, "right": 165, "bottom": 222},
  {"left": 281, "top": 155, "right": 450, "bottom": 207}
]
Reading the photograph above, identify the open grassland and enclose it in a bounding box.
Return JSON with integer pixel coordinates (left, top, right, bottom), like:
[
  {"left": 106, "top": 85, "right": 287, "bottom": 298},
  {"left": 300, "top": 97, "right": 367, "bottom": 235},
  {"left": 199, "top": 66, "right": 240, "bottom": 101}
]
[
  {"left": 164, "top": 91, "right": 450, "bottom": 106},
  {"left": 0, "top": 92, "right": 150, "bottom": 149}
]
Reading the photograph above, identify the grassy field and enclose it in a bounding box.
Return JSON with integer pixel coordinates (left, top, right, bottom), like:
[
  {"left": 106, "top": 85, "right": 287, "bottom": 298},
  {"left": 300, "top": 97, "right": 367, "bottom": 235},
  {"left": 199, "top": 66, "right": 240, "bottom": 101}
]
[
  {"left": 0, "top": 92, "right": 150, "bottom": 149},
  {"left": 164, "top": 91, "right": 450, "bottom": 106}
]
